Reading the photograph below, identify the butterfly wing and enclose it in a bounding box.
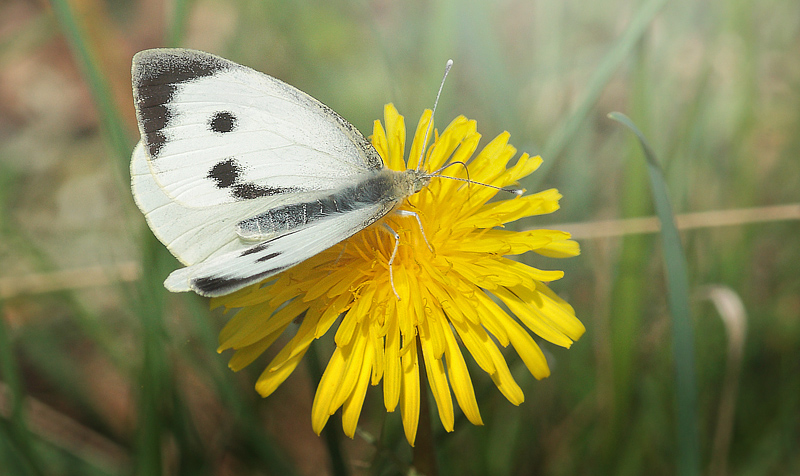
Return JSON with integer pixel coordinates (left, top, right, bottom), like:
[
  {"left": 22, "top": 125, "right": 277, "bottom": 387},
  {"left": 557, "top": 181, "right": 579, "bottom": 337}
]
[
  {"left": 131, "top": 141, "right": 274, "bottom": 264},
  {"left": 131, "top": 49, "right": 385, "bottom": 263},
  {"left": 163, "top": 201, "right": 391, "bottom": 297},
  {"left": 132, "top": 48, "right": 383, "bottom": 208}
]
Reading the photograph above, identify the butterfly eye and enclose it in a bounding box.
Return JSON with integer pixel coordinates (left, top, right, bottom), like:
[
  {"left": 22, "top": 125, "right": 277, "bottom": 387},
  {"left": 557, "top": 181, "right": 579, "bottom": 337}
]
[{"left": 209, "top": 111, "right": 238, "bottom": 133}]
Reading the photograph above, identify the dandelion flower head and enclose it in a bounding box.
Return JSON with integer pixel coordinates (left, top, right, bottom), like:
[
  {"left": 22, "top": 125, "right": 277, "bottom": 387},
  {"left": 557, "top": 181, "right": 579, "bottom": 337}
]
[{"left": 212, "top": 104, "right": 584, "bottom": 445}]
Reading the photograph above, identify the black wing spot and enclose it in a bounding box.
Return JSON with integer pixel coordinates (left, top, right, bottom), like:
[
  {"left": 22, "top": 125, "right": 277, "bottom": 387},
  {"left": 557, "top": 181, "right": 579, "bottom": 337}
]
[
  {"left": 209, "top": 111, "right": 237, "bottom": 133},
  {"left": 241, "top": 243, "right": 270, "bottom": 256},
  {"left": 232, "top": 183, "right": 297, "bottom": 200},
  {"left": 256, "top": 252, "right": 281, "bottom": 263},
  {"left": 207, "top": 157, "right": 298, "bottom": 199},
  {"left": 208, "top": 158, "right": 241, "bottom": 189}
]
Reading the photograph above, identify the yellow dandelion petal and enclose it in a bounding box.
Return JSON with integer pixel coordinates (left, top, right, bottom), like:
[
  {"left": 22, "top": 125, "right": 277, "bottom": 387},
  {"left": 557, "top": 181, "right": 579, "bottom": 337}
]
[
  {"left": 498, "top": 153, "right": 543, "bottom": 185},
  {"left": 311, "top": 347, "right": 346, "bottom": 434},
  {"left": 222, "top": 298, "right": 309, "bottom": 350},
  {"left": 255, "top": 347, "right": 308, "bottom": 398},
  {"left": 217, "top": 301, "right": 274, "bottom": 351},
  {"left": 210, "top": 284, "right": 267, "bottom": 310},
  {"left": 420, "top": 322, "right": 454, "bottom": 432},
  {"left": 330, "top": 323, "right": 370, "bottom": 412},
  {"left": 425, "top": 116, "right": 472, "bottom": 171},
  {"left": 407, "top": 109, "right": 432, "bottom": 171},
  {"left": 369, "top": 317, "right": 385, "bottom": 385},
  {"left": 500, "top": 258, "right": 566, "bottom": 284},
  {"left": 371, "top": 118, "right": 389, "bottom": 164},
  {"left": 304, "top": 265, "right": 359, "bottom": 301},
  {"left": 315, "top": 292, "right": 353, "bottom": 338},
  {"left": 227, "top": 334, "right": 281, "bottom": 372},
  {"left": 216, "top": 105, "right": 582, "bottom": 445},
  {"left": 503, "top": 282, "right": 585, "bottom": 343},
  {"left": 492, "top": 286, "right": 576, "bottom": 348},
  {"left": 465, "top": 189, "right": 562, "bottom": 229},
  {"left": 484, "top": 340, "right": 525, "bottom": 404},
  {"left": 449, "top": 317, "right": 498, "bottom": 375},
  {"left": 383, "top": 297, "right": 402, "bottom": 411},
  {"left": 468, "top": 132, "right": 517, "bottom": 182},
  {"left": 383, "top": 104, "right": 406, "bottom": 171},
  {"left": 266, "top": 307, "right": 320, "bottom": 370},
  {"left": 335, "top": 305, "right": 362, "bottom": 348},
  {"left": 342, "top": 330, "right": 375, "bottom": 438},
  {"left": 471, "top": 289, "right": 510, "bottom": 346},
  {"left": 440, "top": 321, "right": 483, "bottom": 426},
  {"left": 502, "top": 314, "right": 551, "bottom": 380},
  {"left": 535, "top": 233, "right": 582, "bottom": 258},
  {"left": 399, "top": 337, "right": 420, "bottom": 445}
]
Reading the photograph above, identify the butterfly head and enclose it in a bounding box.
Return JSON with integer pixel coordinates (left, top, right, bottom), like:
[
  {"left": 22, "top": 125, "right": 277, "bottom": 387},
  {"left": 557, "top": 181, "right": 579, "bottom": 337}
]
[{"left": 390, "top": 169, "right": 432, "bottom": 200}]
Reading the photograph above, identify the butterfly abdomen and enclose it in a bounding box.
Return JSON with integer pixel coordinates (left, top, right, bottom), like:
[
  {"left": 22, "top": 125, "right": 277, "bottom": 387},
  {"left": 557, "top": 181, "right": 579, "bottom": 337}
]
[{"left": 236, "top": 168, "right": 417, "bottom": 241}]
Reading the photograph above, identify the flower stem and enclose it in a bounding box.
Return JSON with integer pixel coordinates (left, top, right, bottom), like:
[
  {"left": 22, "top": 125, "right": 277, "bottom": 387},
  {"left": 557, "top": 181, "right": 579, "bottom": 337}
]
[{"left": 413, "top": 342, "right": 438, "bottom": 476}]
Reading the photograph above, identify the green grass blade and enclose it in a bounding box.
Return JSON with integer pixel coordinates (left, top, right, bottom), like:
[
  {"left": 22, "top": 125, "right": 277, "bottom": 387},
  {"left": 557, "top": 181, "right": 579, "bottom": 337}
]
[
  {"left": 534, "top": 0, "right": 668, "bottom": 185},
  {"left": 47, "top": 0, "right": 133, "bottom": 174},
  {"left": 48, "top": 2, "right": 171, "bottom": 473},
  {"left": 0, "top": 302, "right": 46, "bottom": 476},
  {"left": 608, "top": 112, "right": 701, "bottom": 476},
  {"left": 167, "top": 0, "right": 192, "bottom": 47}
]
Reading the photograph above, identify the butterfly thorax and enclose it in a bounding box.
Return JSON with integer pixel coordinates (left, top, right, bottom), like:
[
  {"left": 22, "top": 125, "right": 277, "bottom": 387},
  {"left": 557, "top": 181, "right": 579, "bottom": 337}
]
[{"left": 384, "top": 168, "right": 431, "bottom": 201}]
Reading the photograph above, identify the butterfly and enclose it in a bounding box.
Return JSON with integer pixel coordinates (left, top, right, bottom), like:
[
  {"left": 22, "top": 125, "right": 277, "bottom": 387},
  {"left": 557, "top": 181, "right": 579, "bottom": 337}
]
[{"left": 130, "top": 49, "right": 438, "bottom": 298}]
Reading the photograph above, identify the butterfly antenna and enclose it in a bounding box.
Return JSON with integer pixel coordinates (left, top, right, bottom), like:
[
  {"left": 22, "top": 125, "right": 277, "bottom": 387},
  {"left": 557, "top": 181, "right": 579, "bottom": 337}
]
[
  {"left": 434, "top": 174, "right": 524, "bottom": 196},
  {"left": 416, "top": 59, "right": 454, "bottom": 172},
  {"left": 430, "top": 161, "right": 523, "bottom": 195}
]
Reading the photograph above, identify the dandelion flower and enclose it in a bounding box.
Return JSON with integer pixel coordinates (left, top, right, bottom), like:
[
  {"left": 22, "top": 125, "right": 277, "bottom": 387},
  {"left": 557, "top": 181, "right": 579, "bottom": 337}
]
[{"left": 212, "top": 104, "right": 584, "bottom": 445}]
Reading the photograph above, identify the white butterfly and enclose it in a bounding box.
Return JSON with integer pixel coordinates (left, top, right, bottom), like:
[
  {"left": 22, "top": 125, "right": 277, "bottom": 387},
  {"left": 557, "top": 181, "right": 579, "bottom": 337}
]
[{"left": 130, "top": 48, "right": 434, "bottom": 297}]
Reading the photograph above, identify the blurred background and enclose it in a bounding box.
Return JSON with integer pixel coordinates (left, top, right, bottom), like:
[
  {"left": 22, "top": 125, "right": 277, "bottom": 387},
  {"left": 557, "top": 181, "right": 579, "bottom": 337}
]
[{"left": 1, "top": 0, "right": 798, "bottom": 475}]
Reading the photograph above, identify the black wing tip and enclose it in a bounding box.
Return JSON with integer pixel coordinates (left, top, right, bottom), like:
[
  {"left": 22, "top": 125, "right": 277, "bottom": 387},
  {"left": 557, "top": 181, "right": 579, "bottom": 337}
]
[
  {"left": 132, "top": 48, "right": 238, "bottom": 159},
  {"left": 132, "top": 48, "right": 235, "bottom": 90}
]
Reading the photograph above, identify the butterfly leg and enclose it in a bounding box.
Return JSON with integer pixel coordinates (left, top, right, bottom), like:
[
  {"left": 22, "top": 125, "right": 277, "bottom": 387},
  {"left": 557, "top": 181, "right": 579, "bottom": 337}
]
[
  {"left": 382, "top": 223, "right": 401, "bottom": 300},
  {"left": 394, "top": 209, "right": 432, "bottom": 252}
]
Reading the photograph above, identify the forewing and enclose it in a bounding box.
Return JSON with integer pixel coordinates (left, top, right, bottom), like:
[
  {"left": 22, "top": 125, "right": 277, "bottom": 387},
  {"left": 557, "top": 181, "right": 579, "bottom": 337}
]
[
  {"left": 132, "top": 48, "right": 383, "bottom": 208},
  {"left": 163, "top": 202, "right": 390, "bottom": 297}
]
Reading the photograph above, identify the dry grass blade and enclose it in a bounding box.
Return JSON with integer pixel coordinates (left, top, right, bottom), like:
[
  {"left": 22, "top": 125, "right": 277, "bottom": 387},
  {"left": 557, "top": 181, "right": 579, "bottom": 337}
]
[
  {"left": 696, "top": 285, "right": 748, "bottom": 476},
  {"left": 553, "top": 203, "right": 800, "bottom": 240}
]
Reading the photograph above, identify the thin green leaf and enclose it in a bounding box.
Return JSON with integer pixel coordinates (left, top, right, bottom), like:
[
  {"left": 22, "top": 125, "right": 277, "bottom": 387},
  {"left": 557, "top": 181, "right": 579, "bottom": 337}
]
[
  {"left": 608, "top": 111, "right": 701, "bottom": 476},
  {"left": 48, "top": 0, "right": 133, "bottom": 175},
  {"left": 167, "top": 0, "right": 192, "bottom": 47}
]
